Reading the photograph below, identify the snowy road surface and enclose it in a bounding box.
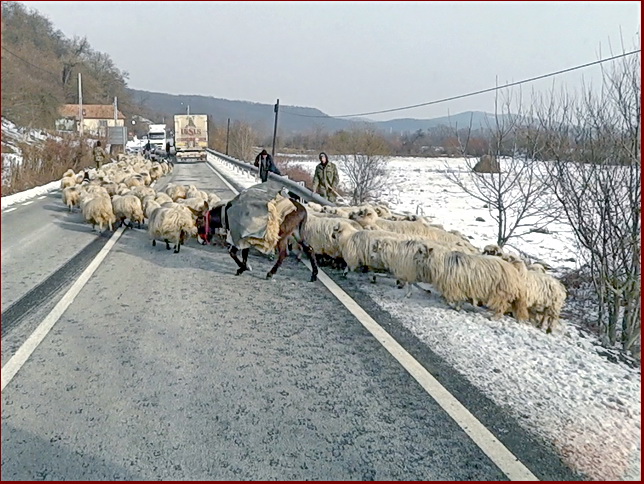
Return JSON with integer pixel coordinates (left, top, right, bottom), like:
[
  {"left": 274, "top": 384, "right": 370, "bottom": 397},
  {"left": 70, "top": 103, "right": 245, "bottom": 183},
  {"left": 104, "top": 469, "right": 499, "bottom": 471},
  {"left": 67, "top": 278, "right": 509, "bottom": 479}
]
[{"left": 2, "top": 160, "right": 586, "bottom": 480}]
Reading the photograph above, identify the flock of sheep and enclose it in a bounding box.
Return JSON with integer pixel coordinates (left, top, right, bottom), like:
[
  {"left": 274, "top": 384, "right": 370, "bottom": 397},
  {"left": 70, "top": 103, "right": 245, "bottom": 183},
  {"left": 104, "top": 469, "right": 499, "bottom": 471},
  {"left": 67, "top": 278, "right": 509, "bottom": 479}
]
[
  {"left": 59, "top": 155, "right": 220, "bottom": 253},
  {"left": 291, "top": 202, "right": 567, "bottom": 333},
  {"left": 58, "top": 154, "right": 566, "bottom": 333}
]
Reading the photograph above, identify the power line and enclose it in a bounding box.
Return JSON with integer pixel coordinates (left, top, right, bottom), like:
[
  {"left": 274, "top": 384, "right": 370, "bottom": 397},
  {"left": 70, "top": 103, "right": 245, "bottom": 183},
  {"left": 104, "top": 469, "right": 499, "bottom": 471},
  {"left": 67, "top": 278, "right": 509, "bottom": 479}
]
[
  {"left": 1, "top": 45, "right": 59, "bottom": 78},
  {"left": 281, "top": 49, "right": 641, "bottom": 119}
]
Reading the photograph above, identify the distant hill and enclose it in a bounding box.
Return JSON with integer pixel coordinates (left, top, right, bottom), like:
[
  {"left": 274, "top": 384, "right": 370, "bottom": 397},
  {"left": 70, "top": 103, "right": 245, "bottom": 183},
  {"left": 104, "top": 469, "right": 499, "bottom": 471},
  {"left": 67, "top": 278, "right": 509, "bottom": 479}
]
[{"left": 128, "top": 88, "right": 501, "bottom": 135}]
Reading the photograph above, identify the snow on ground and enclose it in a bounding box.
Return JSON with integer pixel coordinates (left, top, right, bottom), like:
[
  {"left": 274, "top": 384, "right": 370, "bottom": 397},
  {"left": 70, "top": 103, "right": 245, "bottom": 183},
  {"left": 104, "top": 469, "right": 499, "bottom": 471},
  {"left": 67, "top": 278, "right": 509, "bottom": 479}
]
[
  {"left": 282, "top": 155, "right": 579, "bottom": 271},
  {"left": 1, "top": 180, "right": 60, "bottom": 210},
  {"left": 209, "top": 153, "right": 641, "bottom": 481}
]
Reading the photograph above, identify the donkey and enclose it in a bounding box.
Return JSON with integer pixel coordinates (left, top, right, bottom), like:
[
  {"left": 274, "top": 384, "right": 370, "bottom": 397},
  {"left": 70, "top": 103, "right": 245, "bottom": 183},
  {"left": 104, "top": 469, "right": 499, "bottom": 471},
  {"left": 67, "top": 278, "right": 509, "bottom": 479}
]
[{"left": 197, "top": 199, "right": 319, "bottom": 282}]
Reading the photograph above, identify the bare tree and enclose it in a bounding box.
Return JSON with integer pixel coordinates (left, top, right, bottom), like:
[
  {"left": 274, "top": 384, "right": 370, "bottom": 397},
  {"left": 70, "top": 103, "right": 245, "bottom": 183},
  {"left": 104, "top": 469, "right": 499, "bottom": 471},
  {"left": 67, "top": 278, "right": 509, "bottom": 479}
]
[
  {"left": 536, "top": 47, "right": 641, "bottom": 353},
  {"left": 444, "top": 91, "right": 558, "bottom": 247},
  {"left": 228, "top": 121, "right": 256, "bottom": 162},
  {"left": 332, "top": 129, "right": 390, "bottom": 204}
]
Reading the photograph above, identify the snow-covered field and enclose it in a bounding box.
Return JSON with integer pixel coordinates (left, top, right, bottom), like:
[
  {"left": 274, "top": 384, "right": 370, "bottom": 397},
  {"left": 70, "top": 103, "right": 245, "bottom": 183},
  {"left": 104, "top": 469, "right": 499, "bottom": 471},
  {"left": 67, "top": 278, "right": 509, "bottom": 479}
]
[
  {"left": 280, "top": 155, "right": 580, "bottom": 271},
  {"left": 210, "top": 153, "right": 641, "bottom": 481}
]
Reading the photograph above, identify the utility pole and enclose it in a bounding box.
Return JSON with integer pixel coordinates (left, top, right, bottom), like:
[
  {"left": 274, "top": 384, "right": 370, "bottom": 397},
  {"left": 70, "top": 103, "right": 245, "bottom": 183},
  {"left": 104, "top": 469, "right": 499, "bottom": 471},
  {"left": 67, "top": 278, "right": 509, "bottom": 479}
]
[
  {"left": 78, "top": 72, "right": 83, "bottom": 135},
  {"left": 271, "top": 98, "right": 279, "bottom": 160},
  {"left": 187, "top": 104, "right": 190, "bottom": 116},
  {"left": 225, "top": 117, "right": 231, "bottom": 155}
]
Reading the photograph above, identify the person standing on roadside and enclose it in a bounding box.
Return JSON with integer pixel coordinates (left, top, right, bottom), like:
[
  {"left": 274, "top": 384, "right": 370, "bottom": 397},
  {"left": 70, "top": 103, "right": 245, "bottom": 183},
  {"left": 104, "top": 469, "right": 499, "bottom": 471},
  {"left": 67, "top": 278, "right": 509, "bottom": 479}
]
[
  {"left": 254, "top": 149, "right": 281, "bottom": 182},
  {"left": 312, "top": 152, "right": 339, "bottom": 202}
]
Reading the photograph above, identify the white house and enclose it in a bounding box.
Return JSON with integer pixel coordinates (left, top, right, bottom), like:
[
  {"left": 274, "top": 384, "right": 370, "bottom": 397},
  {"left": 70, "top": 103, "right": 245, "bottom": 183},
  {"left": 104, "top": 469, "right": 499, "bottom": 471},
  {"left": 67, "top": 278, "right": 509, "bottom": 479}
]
[{"left": 56, "top": 104, "right": 125, "bottom": 137}]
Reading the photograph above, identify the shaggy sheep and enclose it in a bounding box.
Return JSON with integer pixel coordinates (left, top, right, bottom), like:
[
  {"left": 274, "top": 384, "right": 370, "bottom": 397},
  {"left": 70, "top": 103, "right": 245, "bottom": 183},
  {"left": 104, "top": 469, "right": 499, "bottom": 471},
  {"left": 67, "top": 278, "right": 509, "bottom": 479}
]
[
  {"left": 81, "top": 192, "right": 116, "bottom": 233},
  {"left": 331, "top": 223, "right": 401, "bottom": 277},
  {"left": 206, "top": 192, "right": 221, "bottom": 207},
  {"left": 129, "top": 186, "right": 156, "bottom": 203},
  {"left": 177, "top": 197, "right": 208, "bottom": 218},
  {"left": 300, "top": 216, "right": 361, "bottom": 260},
  {"left": 149, "top": 163, "right": 164, "bottom": 181},
  {"left": 371, "top": 238, "right": 450, "bottom": 297},
  {"left": 144, "top": 199, "right": 161, "bottom": 219},
  {"left": 527, "top": 263, "right": 547, "bottom": 273},
  {"left": 155, "top": 192, "right": 174, "bottom": 205},
  {"left": 60, "top": 169, "right": 76, "bottom": 189},
  {"left": 305, "top": 201, "right": 324, "bottom": 212},
  {"left": 147, "top": 205, "right": 197, "bottom": 253},
  {"left": 414, "top": 247, "right": 529, "bottom": 321},
  {"left": 112, "top": 194, "right": 145, "bottom": 229},
  {"left": 166, "top": 184, "right": 187, "bottom": 201},
  {"left": 62, "top": 186, "right": 81, "bottom": 212},
  {"left": 511, "top": 260, "right": 567, "bottom": 333},
  {"left": 351, "top": 207, "right": 479, "bottom": 254},
  {"left": 123, "top": 174, "right": 144, "bottom": 188}
]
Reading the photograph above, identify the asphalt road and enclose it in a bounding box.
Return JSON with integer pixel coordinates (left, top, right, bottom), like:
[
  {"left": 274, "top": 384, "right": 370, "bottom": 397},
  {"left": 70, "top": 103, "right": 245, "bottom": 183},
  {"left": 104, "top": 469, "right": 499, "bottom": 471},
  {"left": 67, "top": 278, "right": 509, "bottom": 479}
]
[{"left": 1, "top": 160, "right": 581, "bottom": 480}]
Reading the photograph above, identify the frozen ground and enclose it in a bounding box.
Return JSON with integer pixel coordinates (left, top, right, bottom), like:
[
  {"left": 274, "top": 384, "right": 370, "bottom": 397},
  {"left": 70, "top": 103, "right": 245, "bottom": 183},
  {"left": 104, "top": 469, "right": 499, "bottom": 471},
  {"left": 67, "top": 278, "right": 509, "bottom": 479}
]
[{"left": 210, "top": 153, "right": 641, "bottom": 481}]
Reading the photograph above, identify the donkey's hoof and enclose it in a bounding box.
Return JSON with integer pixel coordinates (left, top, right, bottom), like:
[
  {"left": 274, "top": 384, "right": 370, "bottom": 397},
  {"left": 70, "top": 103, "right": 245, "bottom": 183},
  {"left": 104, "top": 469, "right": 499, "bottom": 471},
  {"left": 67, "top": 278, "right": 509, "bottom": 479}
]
[
  {"left": 266, "top": 272, "right": 273, "bottom": 280},
  {"left": 236, "top": 268, "right": 246, "bottom": 276},
  {"left": 310, "top": 274, "right": 318, "bottom": 282}
]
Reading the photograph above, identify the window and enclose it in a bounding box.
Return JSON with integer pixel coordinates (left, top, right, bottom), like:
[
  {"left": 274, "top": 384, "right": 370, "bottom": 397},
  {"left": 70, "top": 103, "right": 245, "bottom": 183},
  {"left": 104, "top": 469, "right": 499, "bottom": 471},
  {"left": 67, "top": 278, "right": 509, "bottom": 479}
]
[{"left": 99, "top": 119, "right": 108, "bottom": 127}]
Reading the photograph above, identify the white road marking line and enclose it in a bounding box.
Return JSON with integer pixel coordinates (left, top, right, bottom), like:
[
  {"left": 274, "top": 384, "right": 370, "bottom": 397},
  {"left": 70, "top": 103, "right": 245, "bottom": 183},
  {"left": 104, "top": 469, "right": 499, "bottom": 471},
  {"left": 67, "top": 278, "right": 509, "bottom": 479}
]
[
  {"left": 1, "top": 226, "right": 126, "bottom": 392},
  {"left": 37, "top": 195, "right": 46, "bottom": 200},
  {"left": 4, "top": 208, "right": 16, "bottom": 213},
  {"left": 21, "top": 201, "right": 34, "bottom": 206},
  {"left": 197, "top": 160, "right": 540, "bottom": 481},
  {"left": 302, "top": 260, "right": 539, "bottom": 481}
]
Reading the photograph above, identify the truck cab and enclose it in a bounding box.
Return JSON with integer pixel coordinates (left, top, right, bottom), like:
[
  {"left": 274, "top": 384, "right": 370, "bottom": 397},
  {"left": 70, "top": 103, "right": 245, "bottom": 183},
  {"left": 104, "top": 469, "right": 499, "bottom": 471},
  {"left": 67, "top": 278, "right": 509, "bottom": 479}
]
[{"left": 147, "top": 124, "right": 167, "bottom": 154}]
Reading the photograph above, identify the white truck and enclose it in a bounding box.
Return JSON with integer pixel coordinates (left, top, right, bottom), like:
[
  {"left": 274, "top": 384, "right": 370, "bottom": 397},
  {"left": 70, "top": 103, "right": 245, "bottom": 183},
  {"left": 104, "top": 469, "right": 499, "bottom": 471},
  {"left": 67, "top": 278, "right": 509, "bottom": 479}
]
[
  {"left": 147, "top": 124, "right": 167, "bottom": 154},
  {"left": 174, "top": 114, "right": 208, "bottom": 161}
]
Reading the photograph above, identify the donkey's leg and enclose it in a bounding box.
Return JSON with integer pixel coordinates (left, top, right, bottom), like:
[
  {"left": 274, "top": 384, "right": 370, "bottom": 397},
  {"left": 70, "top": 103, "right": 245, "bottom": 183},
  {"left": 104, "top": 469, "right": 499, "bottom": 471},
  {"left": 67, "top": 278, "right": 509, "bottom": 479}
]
[
  {"left": 229, "top": 247, "right": 248, "bottom": 275},
  {"left": 301, "top": 241, "right": 318, "bottom": 282},
  {"left": 266, "top": 238, "right": 289, "bottom": 280},
  {"left": 241, "top": 248, "right": 251, "bottom": 272},
  {"left": 165, "top": 239, "right": 171, "bottom": 250}
]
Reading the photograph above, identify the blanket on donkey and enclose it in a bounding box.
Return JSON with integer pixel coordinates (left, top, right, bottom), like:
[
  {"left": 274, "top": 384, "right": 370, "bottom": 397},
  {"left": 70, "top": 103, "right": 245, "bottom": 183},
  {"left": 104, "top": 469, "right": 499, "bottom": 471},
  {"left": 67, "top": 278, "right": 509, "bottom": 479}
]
[{"left": 226, "top": 180, "right": 297, "bottom": 254}]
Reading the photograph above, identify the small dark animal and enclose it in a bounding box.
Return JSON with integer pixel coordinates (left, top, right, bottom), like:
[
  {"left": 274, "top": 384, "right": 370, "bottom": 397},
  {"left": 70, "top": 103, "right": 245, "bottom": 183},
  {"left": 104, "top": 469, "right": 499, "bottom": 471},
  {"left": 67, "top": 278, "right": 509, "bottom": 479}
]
[{"left": 197, "top": 200, "right": 318, "bottom": 282}]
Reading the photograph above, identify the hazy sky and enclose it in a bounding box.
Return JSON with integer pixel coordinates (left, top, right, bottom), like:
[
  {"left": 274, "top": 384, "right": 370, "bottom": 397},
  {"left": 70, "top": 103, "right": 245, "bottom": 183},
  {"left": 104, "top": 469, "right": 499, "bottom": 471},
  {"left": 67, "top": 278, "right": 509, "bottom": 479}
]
[{"left": 27, "top": 1, "right": 641, "bottom": 121}]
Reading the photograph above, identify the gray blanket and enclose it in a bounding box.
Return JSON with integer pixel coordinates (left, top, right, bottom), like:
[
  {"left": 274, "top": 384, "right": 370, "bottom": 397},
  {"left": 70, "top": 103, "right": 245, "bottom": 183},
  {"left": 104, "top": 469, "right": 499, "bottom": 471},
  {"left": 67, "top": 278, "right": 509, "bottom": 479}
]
[{"left": 226, "top": 180, "right": 287, "bottom": 251}]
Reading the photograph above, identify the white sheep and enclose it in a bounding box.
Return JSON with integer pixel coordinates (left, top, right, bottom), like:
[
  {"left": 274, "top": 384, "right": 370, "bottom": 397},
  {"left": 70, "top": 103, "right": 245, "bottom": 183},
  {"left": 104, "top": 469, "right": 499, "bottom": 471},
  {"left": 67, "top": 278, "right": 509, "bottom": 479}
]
[
  {"left": 305, "top": 201, "right": 324, "bottom": 212},
  {"left": 60, "top": 169, "right": 76, "bottom": 189},
  {"left": 62, "top": 186, "right": 81, "bottom": 212},
  {"left": 129, "top": 186, "right": 156, "bottom": 203},
  {"left": 299, "top": 216, "right": 362, "bottom": 260},
  {"left": 511, "top": 260, "right": 567, "bottom": 333},
  {"left": 331, "top": 223, "right": 398, "bottom": 277},
  {"left": 166, "top": 184, "right": 187, "bottom": 201},
  {"left": 370, "top": 237, "right": 450, "bottom": 297},
  {"left": 414, "top": 247, "right": 529, "bottom": 321},
  {"left": 123, "top": 174, "right": 144, "bottom": 188},
  {"left": 81, "top": 192, "right": 116, "bottom": 233},
  {"left": 155, "top": 192, "right": 174, "bottom": 205},
  {"left": 351, "top": 207, "right": 479, "bottom": 254},
  {"left": 112, "top": 194, "right": 145, "bottom": 229},
  {"left": 147, "top": 205, "right": 197, "bottom": 253},
  {"left": 144, "top": 199, "right": 161, "bottom": 219}
]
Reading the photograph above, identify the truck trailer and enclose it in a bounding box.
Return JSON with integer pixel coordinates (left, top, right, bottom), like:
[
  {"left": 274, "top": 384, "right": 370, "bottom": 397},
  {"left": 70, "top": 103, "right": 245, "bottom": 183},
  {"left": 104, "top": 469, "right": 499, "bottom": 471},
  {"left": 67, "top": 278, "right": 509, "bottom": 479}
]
[{"left": 174, "top": 114, "right": 208, "bottom": 161}]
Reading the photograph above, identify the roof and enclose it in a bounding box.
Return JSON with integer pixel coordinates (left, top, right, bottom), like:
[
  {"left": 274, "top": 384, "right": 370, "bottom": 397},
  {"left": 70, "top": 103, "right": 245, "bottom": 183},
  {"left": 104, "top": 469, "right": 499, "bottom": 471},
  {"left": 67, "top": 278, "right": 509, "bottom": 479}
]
[{"left": 59, "top": 104, "right": 126, "bottom": 120}]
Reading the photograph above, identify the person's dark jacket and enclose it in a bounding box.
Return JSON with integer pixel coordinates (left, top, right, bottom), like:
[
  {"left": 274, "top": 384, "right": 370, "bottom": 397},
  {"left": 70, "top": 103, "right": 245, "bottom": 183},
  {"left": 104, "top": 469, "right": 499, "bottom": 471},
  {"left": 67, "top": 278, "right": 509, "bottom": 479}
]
[{"left": 254, "top": 153, "right": 281, "bottom": 182}]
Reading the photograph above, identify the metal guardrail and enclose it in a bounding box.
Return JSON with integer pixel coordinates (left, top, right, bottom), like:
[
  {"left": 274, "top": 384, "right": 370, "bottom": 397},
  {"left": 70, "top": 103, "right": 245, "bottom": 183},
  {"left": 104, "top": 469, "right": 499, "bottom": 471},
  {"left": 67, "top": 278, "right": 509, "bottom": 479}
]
[{"left": 206, "top": 149, "right": 335, "bottom": 207}]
